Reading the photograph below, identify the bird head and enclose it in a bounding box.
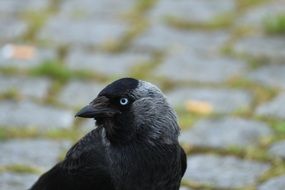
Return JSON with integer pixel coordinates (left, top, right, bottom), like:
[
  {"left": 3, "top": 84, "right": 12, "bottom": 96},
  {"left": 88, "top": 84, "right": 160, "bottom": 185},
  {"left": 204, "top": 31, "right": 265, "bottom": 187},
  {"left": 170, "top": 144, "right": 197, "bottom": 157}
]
[{"left": 76, "top": 78, "right": 179, "bottom": 144}]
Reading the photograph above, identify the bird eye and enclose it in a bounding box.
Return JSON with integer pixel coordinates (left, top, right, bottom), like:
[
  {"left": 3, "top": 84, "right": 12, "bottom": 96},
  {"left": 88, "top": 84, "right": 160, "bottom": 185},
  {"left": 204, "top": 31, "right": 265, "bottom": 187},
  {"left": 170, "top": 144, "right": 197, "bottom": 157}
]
[{"left": 119, "top": 98, "right": 129, "bottom": 106}]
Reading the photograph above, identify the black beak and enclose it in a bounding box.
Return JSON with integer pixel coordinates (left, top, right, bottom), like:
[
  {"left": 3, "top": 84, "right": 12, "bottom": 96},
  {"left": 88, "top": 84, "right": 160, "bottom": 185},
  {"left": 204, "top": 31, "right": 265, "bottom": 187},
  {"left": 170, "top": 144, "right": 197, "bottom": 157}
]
[{"left": 75, "top": 96, "right": 120, "bottom": 118}]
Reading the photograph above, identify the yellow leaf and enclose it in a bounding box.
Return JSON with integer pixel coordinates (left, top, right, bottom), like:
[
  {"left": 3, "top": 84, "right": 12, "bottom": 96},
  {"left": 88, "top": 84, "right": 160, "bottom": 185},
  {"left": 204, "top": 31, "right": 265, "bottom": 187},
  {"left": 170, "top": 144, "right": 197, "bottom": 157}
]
[
  {"left": 185, "top": 100, "right": 213, "bottom": 114},
  {"left": 1, "top": 44, "right": 36, "bottom": 60}
]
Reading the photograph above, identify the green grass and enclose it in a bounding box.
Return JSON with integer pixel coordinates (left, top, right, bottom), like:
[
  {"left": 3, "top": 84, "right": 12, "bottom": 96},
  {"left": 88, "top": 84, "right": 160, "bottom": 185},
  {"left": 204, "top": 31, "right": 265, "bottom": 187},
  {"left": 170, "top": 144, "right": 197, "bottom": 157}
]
[
  {"left": 129, "top": 61, "right": 157, "bottom": 79},
  {"left": 103, "top": 20, "right": 148, "bottom": 52},
  {"left": 0, "top": 127, "right": 39, "bottom": 140},
  {"left": 44, "top": 80, "right": 66, "bottom": 105},
  {"left": 134, "top": 0, "right": 157, "bottom": 15},
  {"left": 45, "top": 128, "right": 82, "bottom": 140},
  {"left": 226, "top": 77, "right": 279, "bottom": 110},
  {"left": 246, "top": 57, "right": 269, "bottom": 70},
  {"left": 22, "top": 0, "right": 61, "bottom": 42},
  {"left": 0, "top": 164, "right": 41, "bottom": 174},
  {"left": 181, "top": 179, "right": 215, "bottom": 190},
  {"left": 243, "top": 146, "right": 271, "bottom": 161},
  {"left": 104, "top": 0, "right": 156, "bottom": 52},
  {"left": 185, "top": 145, "right": 271, "bottom": 162},
  {"left": 263, "top": 13, "right": 285, "bottom": 34},
  {"left": 129, "top": 52, "right": 164, "bottom": 79},
  {"left": 0, "top": 67, "right": 21, "bottom": 75},
  {"left": 165, "top": 12, "right": 235, "bottom": 30},
  {"left": 30, "top": 60, "right": 104, "bottom": 83},
  {"left": 22, "top": 11, "right": 50, "bottom": 42},
  {"left": 236, "top": 0, "right": 268, "bottom": 11},
  {"left": 254, "top": 118, "right": 285, "bottom": 141},
  {"left": 259, "top": 160, "right": 285, "bottom": 183},
  {"left": 272, "top": 121, "right": 285, "bottom": 137},
  {"left": 0, "top": 89, "right": 22, "bottom": 101},
  {"left": 0, "top": 60, "right": 105, "bottom": 83},
  {"left": 30, "top": 61, "right": 73, "bottom": 82},
  {"left": 178, "top": 112, "right": 202, "bottom": 130},
  {"left": 0, "top": 127, "right": 82, "bottom": 141},
  {"left": 124, "top": 0, "right": 157, "bottom": 17},
  {"left": 274, "top": 122, "right": 285, "bottom": 133}
]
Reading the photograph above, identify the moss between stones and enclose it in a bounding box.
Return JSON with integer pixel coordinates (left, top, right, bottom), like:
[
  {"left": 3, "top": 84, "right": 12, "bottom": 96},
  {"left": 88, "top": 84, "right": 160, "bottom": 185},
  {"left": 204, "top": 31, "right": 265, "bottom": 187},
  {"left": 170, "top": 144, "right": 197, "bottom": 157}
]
[
  {"left": 30, "top": 60, "right": 106, "bottom": 83},
  {"left": 263, "top": 14, "right": 285, "bottom": 35},
  {"left": 30, "top": 61, "right": 73, "bottom": 82},
  {"left": 0, "top": 127, "right": 39, "bottom": 140},
  {"left": 132, "top": 0, "right": 157, "bottom": 16},
  {"left": 236, "top": 0, "right": 269, "bottom": 12},
  {"left": 0, "top": 89, "right": 22, "bottom": 101},
  {"left": 259, "top": 160, "right": 285, "bottom": 184},
  {"left": 0, "top": 127, "right": 82, "bottom": 141},
  {"left": 129, "top": 52, "right": 164, "bottom": 79},
  {"left": 165, "top": 12, "right": 235, "bottom": 31},
  {"left": 0, "top": 164, "right": 41, "bottom": 174},
  {"left": 226, "top": 77, "right": 279, "bottom": 111},
  {"left": 103, "top": 0, "right": 157, "bottom": 53}
]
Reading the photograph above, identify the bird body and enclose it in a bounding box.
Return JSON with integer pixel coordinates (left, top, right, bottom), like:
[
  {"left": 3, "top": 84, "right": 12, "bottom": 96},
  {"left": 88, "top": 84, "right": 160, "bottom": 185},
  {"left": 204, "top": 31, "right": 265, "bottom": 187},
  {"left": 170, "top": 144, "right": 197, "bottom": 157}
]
[{"left": 30, "top": 78, "right": 186, "bottom": 190}]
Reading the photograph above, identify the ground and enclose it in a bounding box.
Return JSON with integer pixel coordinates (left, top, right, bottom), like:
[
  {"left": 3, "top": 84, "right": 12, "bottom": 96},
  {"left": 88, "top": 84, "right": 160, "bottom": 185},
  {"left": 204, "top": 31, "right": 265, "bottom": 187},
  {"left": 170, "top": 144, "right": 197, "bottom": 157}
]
[{"left": 0, "top": 0, "right": 285, "bottom": 189}]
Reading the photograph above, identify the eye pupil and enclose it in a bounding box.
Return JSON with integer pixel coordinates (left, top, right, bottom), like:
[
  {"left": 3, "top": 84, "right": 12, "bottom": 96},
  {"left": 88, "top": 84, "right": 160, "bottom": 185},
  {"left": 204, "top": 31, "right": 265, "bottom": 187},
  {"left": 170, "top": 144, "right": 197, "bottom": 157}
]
[{"left": 120, "top": 98, "right": 128, "bottom": 105}]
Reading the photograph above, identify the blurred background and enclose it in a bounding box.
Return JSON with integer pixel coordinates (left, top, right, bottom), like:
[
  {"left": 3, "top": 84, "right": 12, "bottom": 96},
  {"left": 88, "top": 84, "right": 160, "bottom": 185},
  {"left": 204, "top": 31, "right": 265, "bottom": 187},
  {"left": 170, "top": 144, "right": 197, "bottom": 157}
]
[{"left": 1, "top": 0, "right": 285, "bottom": 189}]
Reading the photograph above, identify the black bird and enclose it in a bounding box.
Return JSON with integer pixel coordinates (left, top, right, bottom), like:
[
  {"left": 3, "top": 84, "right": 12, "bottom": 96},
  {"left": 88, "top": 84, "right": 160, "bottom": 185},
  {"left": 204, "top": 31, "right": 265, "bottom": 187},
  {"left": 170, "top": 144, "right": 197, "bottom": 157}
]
[{"left": 30, "top": 78, "right": 187, "bottom": 190}]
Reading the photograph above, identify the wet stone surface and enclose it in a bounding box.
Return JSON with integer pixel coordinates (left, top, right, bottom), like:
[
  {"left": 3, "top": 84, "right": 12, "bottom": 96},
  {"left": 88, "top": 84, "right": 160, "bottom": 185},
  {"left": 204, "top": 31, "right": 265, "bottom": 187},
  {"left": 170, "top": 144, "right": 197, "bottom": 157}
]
[
  {"left": 234, "top": 36, "right": 285, "bottom": 62},
  {"left": 0, "top": 75, "right": 51, "bottom": 99},
  {"left": 58, "top": 80, "right": 106, "bottom": 108},
  {"left": 0, "top": 139, "right": 70, "bottom": 170},
  {"left": 1, "top": 0, "right": 285, "bottom": 189},
  {"left": 167, "top": 88, "right": 252, "bottom": 114},
  {"left": 0, "top": 18, "right": 28, "bottom": 42},
  {"left": 133, "top": 24, "right": 229, "bottom": 54},
  {"left": 150, "top": 0, "right": 236, "bottom": 24},
  {"left": 255, "top": 93, "right": 285, "bottom": 119},
  {"left": 38, "top": 16, "right": 129, "bottom": 47},
  {"left": 180, "top": 117, "right": 272, "bottom": 149},
  {"left": 180, "top": 187, "right": 192, "bottom": 190},
  {"left": 184, "top": 154, "right": 271, "bottom": 189},
  {"left": 0, "top": 48, "right": 57, "bottom": 69},
  {"left": 0, "top": 100, "right": 73, "bottom": 129},
  {"left": 258, "top": 175, "right": 285, "bottom": 190},
  {"left": 66, "top": 49, "right": 151, "bottom": 76},
  {"left": 59, "top": 0, "right": 136, "bottom": 19},
  {"left": 156, "top": 50, "right": 247, "bottom": 83},
  {"left": 0, "top": 173, "right": 38, "bottom": 190},
  {"left": 247, "top": 64, "right": 285, "bottom": 89},
  {"left": 268, "top": 140, "right": 285, "bottom": 159},
  {"left": 237, "top": 0, "right": 285, "bottom": 29},
  {"left": 0, "top": 0, "right": 49, "bottom": 16}
]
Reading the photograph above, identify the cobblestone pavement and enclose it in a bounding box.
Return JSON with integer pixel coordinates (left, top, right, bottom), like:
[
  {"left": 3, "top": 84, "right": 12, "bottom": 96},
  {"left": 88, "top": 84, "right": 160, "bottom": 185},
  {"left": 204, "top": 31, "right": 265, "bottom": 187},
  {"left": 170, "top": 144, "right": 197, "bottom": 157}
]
[{"left": 1, "top": 0, "right": 285, "bottom": 189}]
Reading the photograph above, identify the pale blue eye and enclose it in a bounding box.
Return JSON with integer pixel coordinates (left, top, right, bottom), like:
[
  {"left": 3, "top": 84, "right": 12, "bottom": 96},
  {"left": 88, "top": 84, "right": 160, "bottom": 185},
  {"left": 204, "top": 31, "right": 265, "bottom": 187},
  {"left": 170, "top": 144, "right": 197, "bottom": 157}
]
[{"left": 119, "top": 98, "right": 129, "bottom": 105}]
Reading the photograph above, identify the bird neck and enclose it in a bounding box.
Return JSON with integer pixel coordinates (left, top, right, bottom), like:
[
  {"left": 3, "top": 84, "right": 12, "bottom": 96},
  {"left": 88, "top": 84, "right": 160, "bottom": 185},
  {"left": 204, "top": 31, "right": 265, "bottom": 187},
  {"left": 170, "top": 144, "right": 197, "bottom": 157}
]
[
  {"left": 106, "top": 140, "right": 180, "bottom": 190},
  {"left": 100, "top": 117, "right": 136, "bottom": 144},
  {"left": 102, "top": 121, "right": 179, "bottom": 146}
]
